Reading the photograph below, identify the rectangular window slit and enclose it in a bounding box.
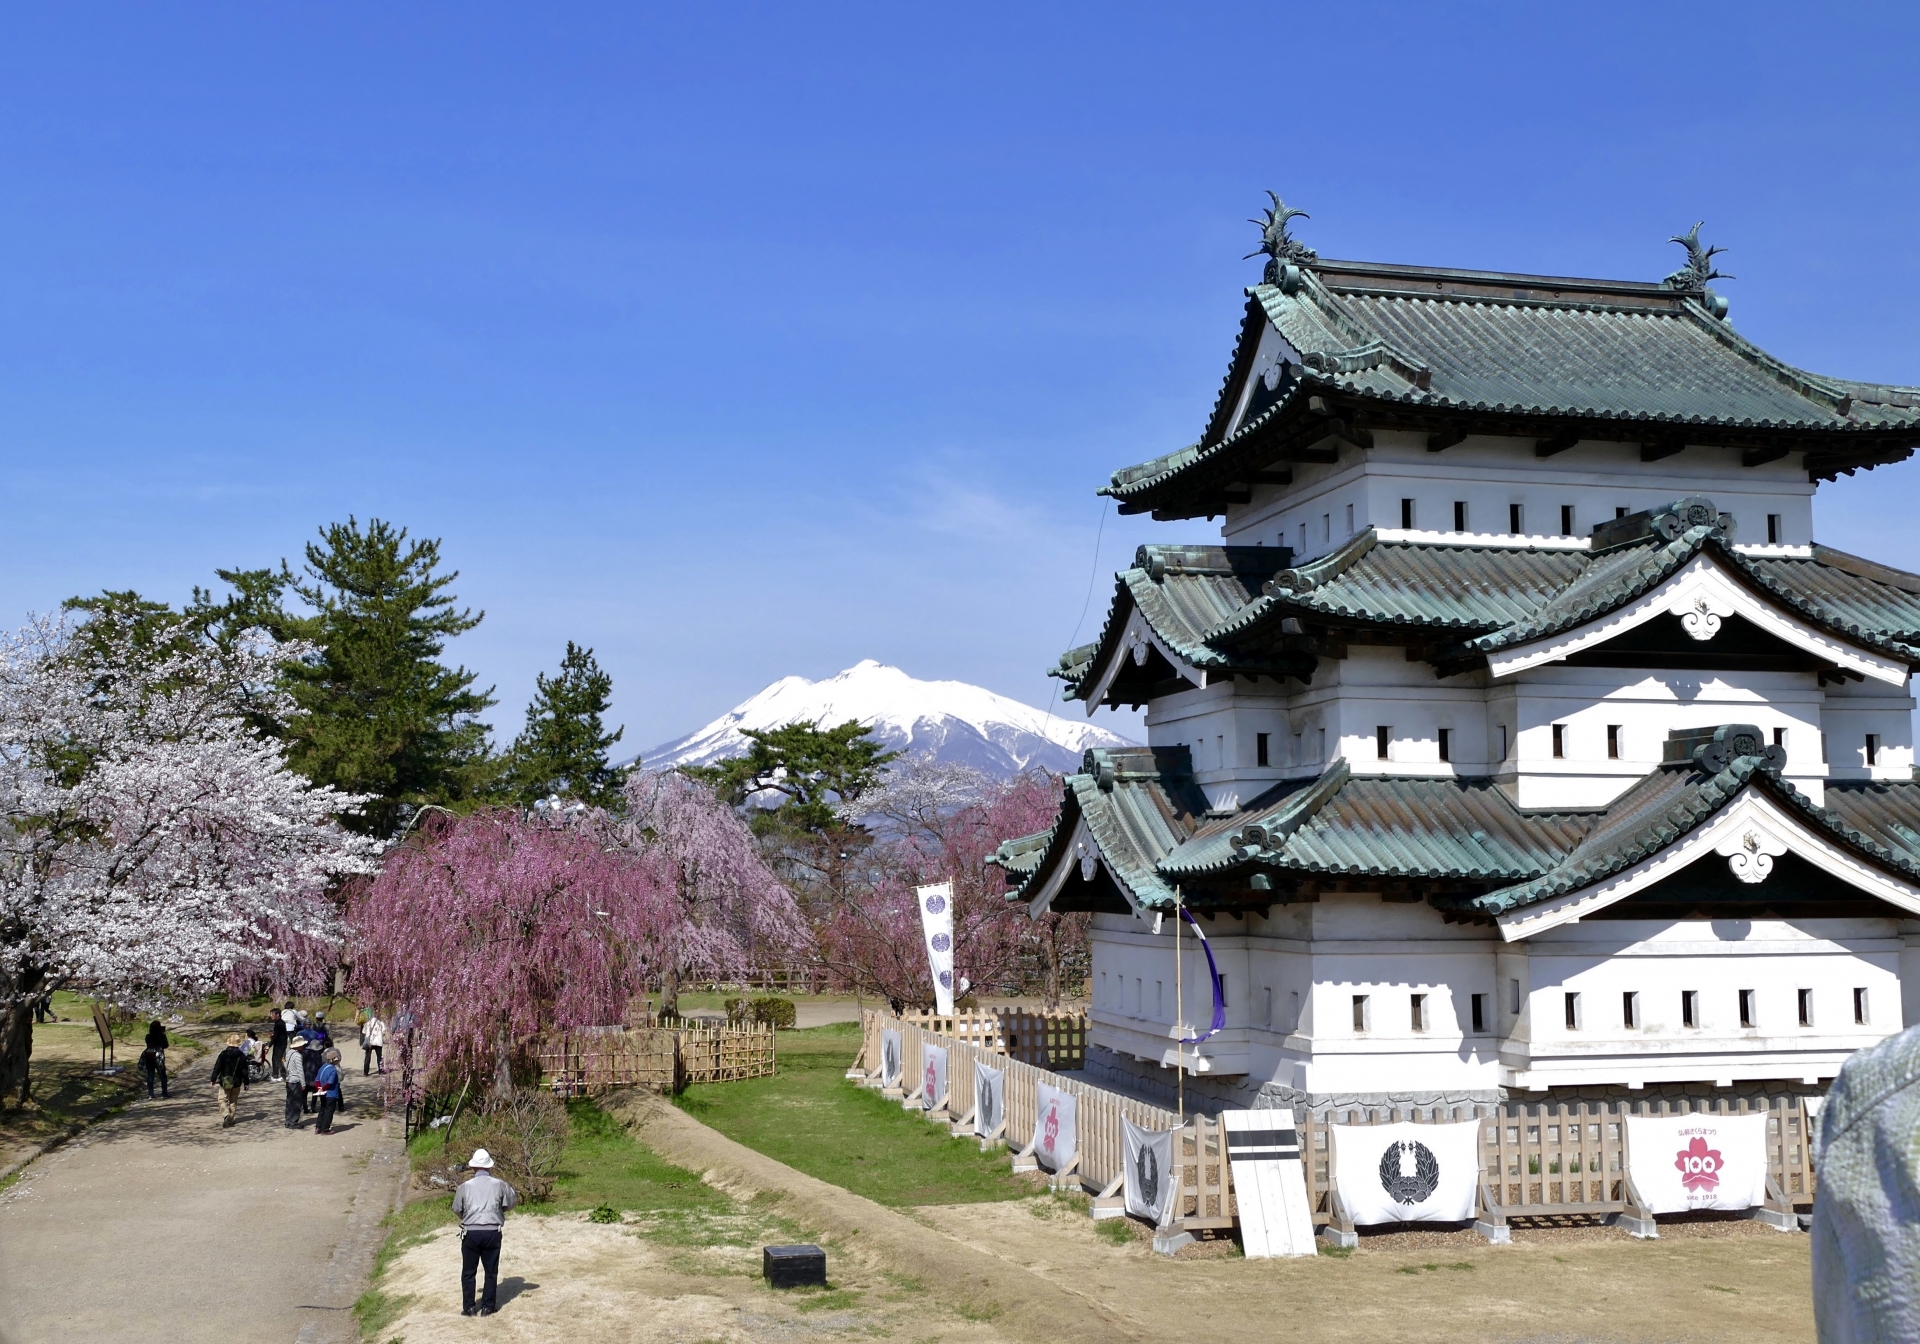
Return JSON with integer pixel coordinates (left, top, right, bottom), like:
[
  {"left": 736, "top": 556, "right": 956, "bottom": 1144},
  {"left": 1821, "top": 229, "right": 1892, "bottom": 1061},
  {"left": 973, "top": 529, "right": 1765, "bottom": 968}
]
[
  {"left": 1855, "top": 987, "right": 1870, "bottom": 1025},
  {"left": 1552, "top": 723, "right": 1567, "bottom": 759},
  {"left": 1256, "top": 732, "right": 1270, "bottom": 767},
  {"left": 1739, "top": 989, "right": 1756, "bottom": 1029},
  {"left": 1623, "top": 991, "right": 1639, "bottom": 1029},
  {"left": 1453, "top": 500, "right": 1468, "bottom": 532},
  {"left": 1607, "top": 724, "right": 1621, "bottom": 759},
  {"left": 1411, "top": 993, "right": 1428, "bottom": 1033},
  {"left": 1798, "top": 988, "right": 1813, "bottom": 1027},
  {"left": 1682, "top": 989, "right": 1699, "bottom": 1029},
  {"left": 1509, "top": 502, "right": 1523, "bottom": 534},
  {"left": 1400, "top": 498, "right": 1415, "bottom": 529},
  {"left": 1376, "top": 725, "right": 1391, "bottom": 760},
  {"left": 1866, "top": 734, "right": 1881, "bottom": 767},
  {"left": 1352, "top": 994, "right": 1369, "bottom": 1033},
  {"left": 1470, "top": 993, "right": 1486, "bottom": 1034},
  {"left": 1560, "top": 504, "right": 1575, "bottom": 535},
  {"left": 1437, "top": 727, "right": 1451, "bottom": 763},
  {"left": 1564, "top": 992, "right": 1581, "bottom": 1030},
  {"left": 1509, "top": 978, "right": 1521, "bottom": 1015},
  {"left": 1768, "top": 514, "right": 1783, "bottom": 544}
]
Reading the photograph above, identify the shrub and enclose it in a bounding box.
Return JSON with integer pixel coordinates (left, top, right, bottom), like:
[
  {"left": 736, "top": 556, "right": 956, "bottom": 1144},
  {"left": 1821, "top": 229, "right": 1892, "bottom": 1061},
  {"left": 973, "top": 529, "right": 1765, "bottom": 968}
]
[
  {"left": 749, "top": 996, "right": 796, "bottom": 1029},
  {"left": 588, "top": 1204, "right": 621, "bottom": 1224}
]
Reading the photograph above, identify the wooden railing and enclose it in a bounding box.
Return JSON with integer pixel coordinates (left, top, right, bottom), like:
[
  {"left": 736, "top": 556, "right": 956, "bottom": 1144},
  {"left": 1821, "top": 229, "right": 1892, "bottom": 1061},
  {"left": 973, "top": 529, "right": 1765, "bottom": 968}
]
[
  {"left": 861, "top": 1010, "right": 1819, "bottom": 1244},
  {"left": 897, "top": 1007, "right": 1088, "bottom": 1070},
  {"left": 863, "top": 1009, "right": 1170, "bottom": 1195}
]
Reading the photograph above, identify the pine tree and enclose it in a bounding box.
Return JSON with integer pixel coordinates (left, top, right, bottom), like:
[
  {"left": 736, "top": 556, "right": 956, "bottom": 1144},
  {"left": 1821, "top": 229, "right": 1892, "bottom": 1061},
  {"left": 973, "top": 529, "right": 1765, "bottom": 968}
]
[
  {"left": 506, "top": 642, "right": 626, "bottom": 810},
  {"left": 207, "top": 518, "right": 497, "bottom": 836}
]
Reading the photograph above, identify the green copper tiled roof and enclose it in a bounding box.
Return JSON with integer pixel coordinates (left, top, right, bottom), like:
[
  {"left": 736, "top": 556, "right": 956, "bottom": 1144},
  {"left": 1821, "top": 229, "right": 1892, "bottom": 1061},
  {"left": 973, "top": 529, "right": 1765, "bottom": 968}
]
[
  {"left": 1161, "top": 763, "right": 1593, "bottom": 883},
  {"left": 1111, "top": 256, "right": 1920, "bottom": 516},
  {"left": 995, "top": 733, "right": 1920, "bottom": 920},
  {"left": 1053, "top": 544, "right": 1299, "bottom": 702},
  {"left": 1056, "top": 500, "right": 1920, "bottom": 708},
  {"left": 1438, "top": 754, "right": 1920, "bottom": 919}
]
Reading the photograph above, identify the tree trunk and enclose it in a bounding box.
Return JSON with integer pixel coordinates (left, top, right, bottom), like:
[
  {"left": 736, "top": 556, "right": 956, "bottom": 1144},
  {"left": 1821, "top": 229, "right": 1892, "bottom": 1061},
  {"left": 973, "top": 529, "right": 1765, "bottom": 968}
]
[
  {"left": 0, "top": 967, "right": 43, "bottom": 1108},
  {"left": 660, "top": 964, "right": 681, "bottom": 1020},
  {"left": 492, "top": 1024, "right": 514, "bottom": 1099},
  {"left": 1039, "top": 915, "right": 1061, "bottom": 1012}
]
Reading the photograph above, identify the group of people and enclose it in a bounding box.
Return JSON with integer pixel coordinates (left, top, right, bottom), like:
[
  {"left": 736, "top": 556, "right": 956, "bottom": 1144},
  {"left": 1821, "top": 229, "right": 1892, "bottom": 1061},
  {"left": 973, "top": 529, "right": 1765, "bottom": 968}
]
[{"left": 188, "top": 1002, "right": 390, "bottom": 1135}]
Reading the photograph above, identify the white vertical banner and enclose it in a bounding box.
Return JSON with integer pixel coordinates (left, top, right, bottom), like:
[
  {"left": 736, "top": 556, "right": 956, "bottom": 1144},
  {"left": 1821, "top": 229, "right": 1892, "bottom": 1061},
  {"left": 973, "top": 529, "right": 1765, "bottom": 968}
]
[
  {"left": 1033, "top": 1082, "right": 1079, "bottom": 1173},
  {"left": 1625, "top": 1113, "right": 1770, "bottom": 1215},
  {"left": 921, "top": 1044, "right": 948, "bottom": 1112},
  {"left": 974, "top": 1063, "right": 1004, "bottom": 1138},
  {"left": 1223, "top": 1109, "right": 1317, "bottom": 1256},
  {"left": 916, "top": 881, "right": 956, "bottom": 1014},
  {"left": 1122, "top": 1115, "right": 1174, "bottom": 1224}
]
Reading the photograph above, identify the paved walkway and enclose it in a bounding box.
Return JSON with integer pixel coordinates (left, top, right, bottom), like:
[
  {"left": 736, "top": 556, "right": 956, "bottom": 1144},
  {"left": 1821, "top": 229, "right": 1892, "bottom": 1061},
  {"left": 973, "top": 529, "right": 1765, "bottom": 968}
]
[{"left": 0, "top": 1071, "right": 404, "bottom": 1344}]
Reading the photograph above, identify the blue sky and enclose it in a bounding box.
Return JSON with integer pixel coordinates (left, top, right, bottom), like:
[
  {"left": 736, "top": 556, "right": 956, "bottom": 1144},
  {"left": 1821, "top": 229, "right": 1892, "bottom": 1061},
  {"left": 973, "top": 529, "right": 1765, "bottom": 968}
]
[{"left": 2, "top": 3, "right": 1917, "bottom": 753}]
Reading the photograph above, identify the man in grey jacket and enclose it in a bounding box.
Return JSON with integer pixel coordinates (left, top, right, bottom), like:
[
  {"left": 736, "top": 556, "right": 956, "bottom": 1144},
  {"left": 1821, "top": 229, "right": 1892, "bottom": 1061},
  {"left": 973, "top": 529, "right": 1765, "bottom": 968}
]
[
  {"left": 451, "top": 1148, "right": 518, "bottom": 1317},
  {"left": 1814, "top": 1023, "right": 1920, "bottom": 1341},
  {"left": 282, "top": 1037, "right": 307, "bottom": 1129}
]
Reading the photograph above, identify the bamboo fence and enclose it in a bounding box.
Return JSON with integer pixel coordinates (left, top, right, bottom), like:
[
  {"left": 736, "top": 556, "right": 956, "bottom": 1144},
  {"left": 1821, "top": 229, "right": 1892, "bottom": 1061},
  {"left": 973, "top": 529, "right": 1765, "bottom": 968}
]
[
  {"left": 540, "top": 1022, "right": 775, "bottom": 1096},
  {"left": 862, "top": 1009, "right": 1820, "bottom": 1240}
]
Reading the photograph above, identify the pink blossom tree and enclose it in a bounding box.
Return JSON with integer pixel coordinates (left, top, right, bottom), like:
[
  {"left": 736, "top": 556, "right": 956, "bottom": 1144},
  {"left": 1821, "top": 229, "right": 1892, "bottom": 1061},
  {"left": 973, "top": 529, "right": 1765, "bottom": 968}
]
[
  {"left": 819, "top": 761, "right": 1079, "bottom": 1009},
  {"left": 347, "top": 807, "right": 674, "bottom": 1096},
  {"left": 600, "top": 771, "right": 809, "bottom": 1016}
]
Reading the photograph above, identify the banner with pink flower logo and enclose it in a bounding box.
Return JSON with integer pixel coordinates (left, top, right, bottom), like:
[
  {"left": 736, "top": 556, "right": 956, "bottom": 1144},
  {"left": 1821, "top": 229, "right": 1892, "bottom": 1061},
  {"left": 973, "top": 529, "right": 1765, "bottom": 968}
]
[
  {"left": 921, "top": 1044, "right": 948, "bottom": 1112},
  {"left": 1625, "top": 1113, "right": 1769, "bottom": 1215},
  {"left": 914, "top": 881, "right": 955, "bottom": 1014},
  {"left": 1032, "top": 1082, "right": 1078, "bottom": 1173}
]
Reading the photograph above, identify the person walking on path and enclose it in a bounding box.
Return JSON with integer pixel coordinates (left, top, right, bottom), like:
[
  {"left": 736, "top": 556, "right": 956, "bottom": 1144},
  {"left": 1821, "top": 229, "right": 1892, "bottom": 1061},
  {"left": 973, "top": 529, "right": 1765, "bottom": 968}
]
[
  {"left": 299, "top": 1035, "right": 325, "bottom": 1113},
  {"left": 308, "top": 1013, "right": 332, "bottom": 1051},
  {"left": 311, "top": 1048, "right": 342, "bottom": 1134},
  {"left": 359, "top": 1012, "right": 386, "bottom": 1075},
  {"left": 451, "top": 1148, "right": 518, "bottom": 1317},
  {"left": 269, "top": 1010, "right": 288, "bottom": 1080},
  {"left": 209, "top": 1034, "right": 250, "bottom": 1127},
  {"left": 140, "top": 1021, "right": 170, "bottom": 1099},
  {"left": 282, "top": 1036, "right": 308, "bottom": 1129}
]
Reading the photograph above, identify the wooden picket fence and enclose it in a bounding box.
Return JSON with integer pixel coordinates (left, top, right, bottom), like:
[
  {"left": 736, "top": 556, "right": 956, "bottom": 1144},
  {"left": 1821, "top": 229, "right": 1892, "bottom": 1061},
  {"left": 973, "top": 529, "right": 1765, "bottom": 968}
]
[
  {"left": 861, "top": 1010, "right": 1819, "bottom": 1245},
  {"left": 539, "top": 1022, "right": 775, "bottom": 1096},
  {"left": 898, "top": 1007, "right": 1088, "bottom": 1070},
  {"left": 863, "top": 1008, "right": 1171, "bottom": 1196}
]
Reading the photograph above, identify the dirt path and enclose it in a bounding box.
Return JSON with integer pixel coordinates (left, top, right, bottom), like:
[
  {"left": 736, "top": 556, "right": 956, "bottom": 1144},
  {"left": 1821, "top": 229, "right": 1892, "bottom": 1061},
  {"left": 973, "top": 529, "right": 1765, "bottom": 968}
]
[
  {"left": 0, "top": 1072, "right": 404, "bottom": 1344},
  {"left": 612, "top": 1092, "right": 1815, "bottom": 1344}
]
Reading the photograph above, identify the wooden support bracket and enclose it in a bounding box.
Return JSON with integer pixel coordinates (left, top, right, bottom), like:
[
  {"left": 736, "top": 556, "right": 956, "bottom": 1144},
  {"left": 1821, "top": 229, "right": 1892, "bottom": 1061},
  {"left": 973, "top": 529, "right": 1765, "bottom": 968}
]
[
  {"left": 978, "top": 1116, "right": 1006, "bottom": 1153},
  {"left": 1617, "top": 1174, "right": 1659, "bottom": 1239},
  {"left": 1473, "top": 1177, "right": 1511, "bottom": 1245},
  {"left": 1753, "top": 1175, "right": 1798, "bottom": 1233},
  {"left": 1319, "top": 1185, "right": 1358, "bottom": 1250},
  {"left": 1048, "top": 1150, "right": 1083, "bottom": 1192},
  {"left": 947, "top": 1104, "right": 976, "bottom": 1139},
  {"left": 1010, "top": 1138, "right": 1039, "bottom": 1174}
]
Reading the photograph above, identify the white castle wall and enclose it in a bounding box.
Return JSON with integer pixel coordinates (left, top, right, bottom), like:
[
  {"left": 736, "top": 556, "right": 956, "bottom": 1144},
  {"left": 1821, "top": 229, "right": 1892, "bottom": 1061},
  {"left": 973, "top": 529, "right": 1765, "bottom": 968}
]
[{"left": 1084, "top": 899, "right": 1918, "bottom": 1102}]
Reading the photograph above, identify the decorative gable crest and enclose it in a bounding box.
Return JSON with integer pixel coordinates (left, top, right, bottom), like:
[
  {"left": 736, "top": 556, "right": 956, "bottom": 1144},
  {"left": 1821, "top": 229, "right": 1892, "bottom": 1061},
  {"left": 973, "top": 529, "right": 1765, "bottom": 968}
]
[{"left": 1246, "top": 191, "right": 1316, "bottom": 291}]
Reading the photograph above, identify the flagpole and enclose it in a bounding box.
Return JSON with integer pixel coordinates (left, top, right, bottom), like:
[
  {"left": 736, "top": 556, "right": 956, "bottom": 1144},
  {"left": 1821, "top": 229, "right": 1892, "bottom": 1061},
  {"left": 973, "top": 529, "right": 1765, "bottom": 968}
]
[{"left": 1175, "top": 885, "right": 1184, "bottom": 1124}]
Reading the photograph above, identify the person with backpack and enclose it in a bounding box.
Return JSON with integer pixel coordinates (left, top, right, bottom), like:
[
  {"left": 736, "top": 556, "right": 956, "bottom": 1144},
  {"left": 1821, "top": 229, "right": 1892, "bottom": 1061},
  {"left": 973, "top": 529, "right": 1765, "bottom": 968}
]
[
  {"left": 282, "top": 1035, "right": 308, "bottom": 1128},
  {"left": 311, "top": 1048, "right": 342, "bottom": 1134},
  {"left": 140, "top": 1021, "right": 170, "bottom": 1099},
  {"left": 269, "top": 1008, "right": 289, "bottom": 1080},
  {"left": 209, "top": 1034, "right": 249, "bottom": 1127},
  {"left": 451, "top": 1149, "right": 518, "bottom": 1316},
  {"left": 299, "top": 1035, "right": 325, "bottom": 1113}
]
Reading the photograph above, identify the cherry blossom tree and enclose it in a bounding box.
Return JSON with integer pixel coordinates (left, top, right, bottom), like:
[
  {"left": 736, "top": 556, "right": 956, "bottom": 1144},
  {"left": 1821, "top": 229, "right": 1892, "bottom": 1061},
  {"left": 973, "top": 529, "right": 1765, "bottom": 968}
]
[
  {"left": 0, "top": 613, "right": 379, "bottom": 1105},
  {"left": 602, "top": 771, "right": 809, "bottom": 1016},
  {"left": 819, "top": 759, "right": 1079, "bottom": 1009},
  {"left": 346, "top": 808, "right": 674, "bottom": 1096}
]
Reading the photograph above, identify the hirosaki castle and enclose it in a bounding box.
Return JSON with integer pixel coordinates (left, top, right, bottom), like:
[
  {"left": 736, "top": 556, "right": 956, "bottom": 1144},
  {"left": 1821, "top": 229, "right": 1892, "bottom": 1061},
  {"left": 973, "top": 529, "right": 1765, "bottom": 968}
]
[{"left": 994, "top": 198, "right": 1920, "bottom": 1112}]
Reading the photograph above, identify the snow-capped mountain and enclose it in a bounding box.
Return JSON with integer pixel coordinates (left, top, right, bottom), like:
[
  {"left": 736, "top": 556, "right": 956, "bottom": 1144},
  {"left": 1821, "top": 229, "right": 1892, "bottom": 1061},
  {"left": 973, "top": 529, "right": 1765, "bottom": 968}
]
[{"left": 640, "top": 660, "right": 1136, "bottom": 777}]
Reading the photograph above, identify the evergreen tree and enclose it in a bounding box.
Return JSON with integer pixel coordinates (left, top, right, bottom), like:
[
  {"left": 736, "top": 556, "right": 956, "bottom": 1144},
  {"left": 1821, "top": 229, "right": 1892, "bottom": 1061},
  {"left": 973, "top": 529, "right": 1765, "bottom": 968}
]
[
  {"left": 685, "top": 720, "right": 898, "bottom": 832},
  {"left": 206, "top": 518, "right": 497, "bottom": 836},
  {"left": 506, "top": 642, "right": 626, "bottom": 809}
]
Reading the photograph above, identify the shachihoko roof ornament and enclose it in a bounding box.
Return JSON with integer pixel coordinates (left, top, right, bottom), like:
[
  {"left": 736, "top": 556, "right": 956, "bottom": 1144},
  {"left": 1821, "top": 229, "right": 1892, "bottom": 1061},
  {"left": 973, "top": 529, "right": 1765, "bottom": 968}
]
[
  {"left": 1245, "top": 191, "right": 1315, "bottom": 292},
  {"left": 1664, "top": 221, "right": 1733, "bottom": 319}
]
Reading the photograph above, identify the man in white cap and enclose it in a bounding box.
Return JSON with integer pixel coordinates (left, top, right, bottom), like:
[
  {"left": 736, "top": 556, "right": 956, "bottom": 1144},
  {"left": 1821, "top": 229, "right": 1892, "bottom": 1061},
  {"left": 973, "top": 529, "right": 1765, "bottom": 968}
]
[{"left": 450, "top": 1148, "right": 517, "bottom": 1317}]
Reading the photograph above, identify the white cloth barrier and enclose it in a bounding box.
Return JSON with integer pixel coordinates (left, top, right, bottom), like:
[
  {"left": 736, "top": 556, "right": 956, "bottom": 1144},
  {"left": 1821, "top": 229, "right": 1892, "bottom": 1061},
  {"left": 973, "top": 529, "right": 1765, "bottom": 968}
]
[
  {"left": 1627, "top": 1112, "right": 1770, "bottom": 1215},
  {"left": 1122, "top": 1115, "right": 1173, "bottom": 1224},
  {"left": 975, "top": 1063, "right": 1004, "bottom": 1139},
  {"left": 879, "top": 1029, "right": 902, "bottom": 1088},
  {"left": 1332, "top": 1120, "right": 1480, "bottom": 1225},
  {"left": 921, "top": 1044, "right": 948, "bottom": 1113},
  {"left": 1033, "top": 1081, "right": 1079, "bottom": 1174}
]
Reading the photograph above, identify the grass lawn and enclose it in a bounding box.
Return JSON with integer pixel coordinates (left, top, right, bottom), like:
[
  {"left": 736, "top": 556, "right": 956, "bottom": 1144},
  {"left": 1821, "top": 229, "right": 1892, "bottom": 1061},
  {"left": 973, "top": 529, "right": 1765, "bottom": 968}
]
[{"left": 673, "top": 1022, "right": 1037, "bottom": 1207}]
